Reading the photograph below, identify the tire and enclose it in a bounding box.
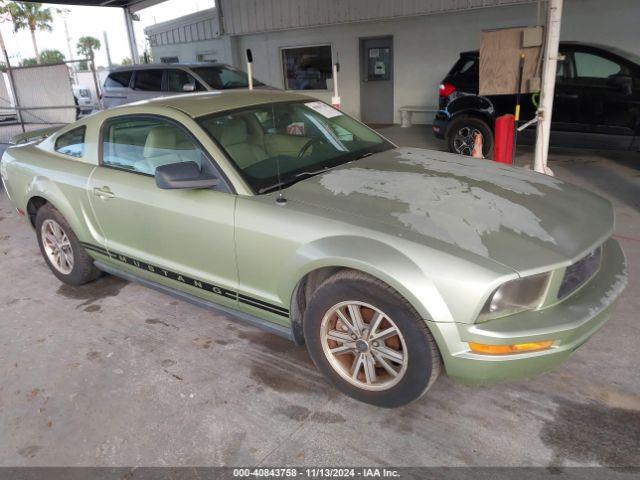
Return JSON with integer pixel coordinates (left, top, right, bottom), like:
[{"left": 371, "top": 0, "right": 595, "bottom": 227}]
[
  {"left": 303, "top": 270, "right": 442, "bottom": 408},
  {"left": 35, "top": 203, "right": 101, "bottom": 286},
  {"left": 447, "top": 115, "right": 493, "bottom": 158}
]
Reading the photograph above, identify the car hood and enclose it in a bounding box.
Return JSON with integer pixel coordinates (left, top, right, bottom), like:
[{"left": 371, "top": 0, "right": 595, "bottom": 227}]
[{"left": 284, "top": 147, "right": 614, "bottom": 273}]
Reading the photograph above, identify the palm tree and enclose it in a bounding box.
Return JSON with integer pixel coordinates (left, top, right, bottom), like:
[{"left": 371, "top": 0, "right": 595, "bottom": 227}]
[
  {"left": 76, "top": 36, "right": 100, "bottom": 61},
  {"left": 39, "top": 48, "right": 65, "bottom": 64},
  {"left": 4, "top": 2, "right": 53, "bottom": 65}
]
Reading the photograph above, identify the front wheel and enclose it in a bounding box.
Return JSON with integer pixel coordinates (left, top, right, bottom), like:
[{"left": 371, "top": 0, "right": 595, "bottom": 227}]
[
  {"left": 447, "top": 115, "right": 493, "bottom": 158},
  {"left": 303, "top": 271, "right": 441, "bottom": 407}
]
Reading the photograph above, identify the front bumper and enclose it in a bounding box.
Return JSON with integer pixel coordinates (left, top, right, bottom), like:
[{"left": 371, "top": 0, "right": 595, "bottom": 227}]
[
  {"left": 432, "top": 110, "right": 449, "bottom": 139},
  {"left": 427, "top": 238, "right": 627, "bottom": 384},
  {"left": 76, "top": 98, "right": 93, "bottom": 112}
]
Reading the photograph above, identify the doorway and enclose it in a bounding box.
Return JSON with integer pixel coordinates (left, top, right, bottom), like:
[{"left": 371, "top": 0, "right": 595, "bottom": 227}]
[{"left": 360, "top": 36, "right": 394, "bottom": 125}]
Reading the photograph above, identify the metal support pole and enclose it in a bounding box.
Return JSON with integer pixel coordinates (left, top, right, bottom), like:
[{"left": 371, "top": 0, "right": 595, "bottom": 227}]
[
  {"left": 89, "top": 52, "right": 102, "bottom": 110},
  {"left": 0, "top": 30, "right": 24, "bottom": 131},
  {"left": 123, "top": 7, "right": 140, "bottom": 64},
  {"left": 513, "top": 53, "right": 525, "bottom": 164},
  {"left": 332, "top": 62, "right": 341, "bottom": 108},
  {"left": 103, "top": 31, "right": 113, "bottom": 69},
  {"left": 533, "top": 0, "right": 562, "bottom": 175},
  {"left": 246, "top": 49, "right": 253, "bottom": 90}
]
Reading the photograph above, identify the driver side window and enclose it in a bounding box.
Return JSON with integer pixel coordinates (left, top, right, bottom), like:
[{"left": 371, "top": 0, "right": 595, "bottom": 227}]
[
  {"left": 102, "top": 116, "right": 204, "bottom": 176},
  {"left": 572, "top": 51, "right": 627, "bottom": 85}
]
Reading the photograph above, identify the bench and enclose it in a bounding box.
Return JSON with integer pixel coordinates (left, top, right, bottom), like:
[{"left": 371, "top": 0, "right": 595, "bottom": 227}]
[{"left": 399, "top": 106, "right": 438, "bottom": 128}]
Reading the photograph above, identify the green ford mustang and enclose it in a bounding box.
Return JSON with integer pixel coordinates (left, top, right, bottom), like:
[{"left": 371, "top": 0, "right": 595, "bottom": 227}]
[{"left": 0, "top": 90, "right": 627, "bottom": 407}]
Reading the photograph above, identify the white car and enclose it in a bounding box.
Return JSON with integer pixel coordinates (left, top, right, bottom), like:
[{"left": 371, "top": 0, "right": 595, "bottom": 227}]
[
  {"left": 100, "top": 63, "right": 267, "bottom": 109},
  {"left": 73, "top": 85, "right": 93, "bottom": 117}
]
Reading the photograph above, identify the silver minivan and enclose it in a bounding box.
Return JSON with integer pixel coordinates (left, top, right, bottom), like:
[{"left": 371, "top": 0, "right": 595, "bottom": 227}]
[{"left": 101, "top": 63, "right": 266, "bottom": 109}]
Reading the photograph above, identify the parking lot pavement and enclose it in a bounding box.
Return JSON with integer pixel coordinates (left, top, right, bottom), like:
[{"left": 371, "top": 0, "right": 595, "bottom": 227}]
[{"left": 0, "top": 126, "right": 639, "bottom": 467}]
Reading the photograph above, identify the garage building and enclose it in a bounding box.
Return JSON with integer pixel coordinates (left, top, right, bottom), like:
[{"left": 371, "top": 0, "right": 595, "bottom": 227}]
[{"left": 145, "top": 0, "right": 639, "bottom": 125}]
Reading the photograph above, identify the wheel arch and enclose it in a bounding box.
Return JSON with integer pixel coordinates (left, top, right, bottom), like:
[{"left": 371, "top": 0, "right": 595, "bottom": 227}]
[
  {"left": 23, "top": 178, "right": 94, "bottom": 242},
  {"left": 281, "top": 236, "right": 452, "bottom": 345},
  {"left": 445, "top": 111, "right": 494, "bottom": 138},
  {"left": 444, "top": 94, "right": 496, "bottom": 137}
]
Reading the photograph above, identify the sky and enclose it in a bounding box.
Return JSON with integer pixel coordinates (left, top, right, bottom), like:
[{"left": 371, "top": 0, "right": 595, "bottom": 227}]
[{"left": 0, "top": 0, "right": 214, "bottom": 68}]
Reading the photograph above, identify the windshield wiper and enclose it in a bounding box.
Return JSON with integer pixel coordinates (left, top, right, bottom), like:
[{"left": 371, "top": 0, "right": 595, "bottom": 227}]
[
  {"left": 295, "top": 167, "right": 329, "bottom": 178},
  {"left": 258, "top": 168, "right": 330, "bottom": 194},
  {"left": 356, "top": 152, "right": 374, "bottom": 160},
  {"left": 258, "top": 180, "right": 297, "bottom": 193}
]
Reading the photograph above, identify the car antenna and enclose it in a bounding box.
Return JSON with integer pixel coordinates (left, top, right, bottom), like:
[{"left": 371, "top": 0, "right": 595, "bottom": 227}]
[{"left": 275, "top": 157, "right": 287, "bottom": 206}]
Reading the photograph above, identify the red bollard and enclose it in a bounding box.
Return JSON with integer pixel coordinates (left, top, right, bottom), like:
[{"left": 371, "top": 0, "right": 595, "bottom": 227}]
[{"left": 493, "top": 114, "right": 515, "bottom": 164}]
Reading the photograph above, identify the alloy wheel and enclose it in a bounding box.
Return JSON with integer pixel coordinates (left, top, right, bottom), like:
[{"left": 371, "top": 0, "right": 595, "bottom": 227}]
[
  {"left": 41, "top": 219, "right": 74, "bottom": 275},
  {"left": 320, "top": 301, "right": 408, "bottom": 391},
  {"left": 453, "top": 126, "right": 482, "bottom": 156}
]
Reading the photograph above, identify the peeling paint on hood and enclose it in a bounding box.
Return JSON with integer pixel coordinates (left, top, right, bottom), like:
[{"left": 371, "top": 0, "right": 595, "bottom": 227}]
[
  {"left": 285, "top": 147, "right": 615, "bottom": 272},
  {"left": 320, "top": 168, "right": 556, "bottom": 258},
  {"left": 396, "top": 147, "right": 564, "bottom": 196}
]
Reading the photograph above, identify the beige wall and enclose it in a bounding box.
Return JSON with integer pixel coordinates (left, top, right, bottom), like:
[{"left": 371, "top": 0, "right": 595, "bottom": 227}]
[{"left": 232, "top": 0, "right": 638, "bottom": 124}]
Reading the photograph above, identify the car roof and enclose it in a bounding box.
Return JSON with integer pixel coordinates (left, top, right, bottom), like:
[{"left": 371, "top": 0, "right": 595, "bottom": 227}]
[
  {"left": 109, "top": 63, "right": 233, "bottom": 73},
  {"left": 459, "top": 42, "right": 639, "bottom": 64},
  {"left": 110, "top": 90, "right": 313, "bottom": 118}
]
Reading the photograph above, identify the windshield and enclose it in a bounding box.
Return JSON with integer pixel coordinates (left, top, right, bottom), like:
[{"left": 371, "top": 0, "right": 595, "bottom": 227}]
[
  {"left": 191, "top": 66, "right": 264, "bottom": 90},
  {"left": 198, "top": 100, "right": 394, "bottom": 193}
]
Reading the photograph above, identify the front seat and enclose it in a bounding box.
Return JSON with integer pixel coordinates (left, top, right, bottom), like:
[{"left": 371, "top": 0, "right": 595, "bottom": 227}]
[
  {"left": 220, "top": 117, "right": 268, "bottom": 169},
  {"left": 137, "top": 126, "right": 189, "bottom": 175}
]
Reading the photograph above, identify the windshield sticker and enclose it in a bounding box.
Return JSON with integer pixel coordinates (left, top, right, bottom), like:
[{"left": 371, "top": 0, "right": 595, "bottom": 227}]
[{"left": 305, "top": 101, "right": 342, "bottom": 119}]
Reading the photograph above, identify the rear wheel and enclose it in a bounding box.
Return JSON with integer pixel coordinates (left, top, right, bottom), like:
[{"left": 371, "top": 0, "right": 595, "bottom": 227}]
[
  {"left": 447, "top": 115, "right": 493, "bottom": 157},
  {"left": 303, "top": 270, "right": 441, "bottom": 407},
  {"left": 36, "top": 204, "right": 101, "bottom": 285}
]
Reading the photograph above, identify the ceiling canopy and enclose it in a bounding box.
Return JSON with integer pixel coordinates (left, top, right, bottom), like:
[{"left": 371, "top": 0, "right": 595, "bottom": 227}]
[{"left": 25, "top": 0, "right": 168, "bottom": 12}]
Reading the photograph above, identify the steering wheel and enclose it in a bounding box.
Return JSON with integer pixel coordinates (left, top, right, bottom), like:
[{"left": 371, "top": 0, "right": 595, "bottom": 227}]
[{"left": 296, "top": 137, "right": 328, "bottom": 161}]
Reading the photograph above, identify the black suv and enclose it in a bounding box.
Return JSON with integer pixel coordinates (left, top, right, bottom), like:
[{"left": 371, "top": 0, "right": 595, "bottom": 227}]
[{"left": 433, "top": 42, "right": 640, "bottom": 155}]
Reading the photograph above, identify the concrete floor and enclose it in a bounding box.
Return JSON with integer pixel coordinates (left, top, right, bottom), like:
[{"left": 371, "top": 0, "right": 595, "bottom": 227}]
[{"left": 0, "top": 126, "right": 639, "bottom": 467}]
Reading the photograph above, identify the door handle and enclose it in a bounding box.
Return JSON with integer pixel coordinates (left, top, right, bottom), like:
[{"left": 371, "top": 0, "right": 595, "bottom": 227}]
[
  {"left": 555, "top": 93, "right": 579, "bottom": 99},
  {"left": 93, "top": 186, "right": 115, "bottom": 199}
]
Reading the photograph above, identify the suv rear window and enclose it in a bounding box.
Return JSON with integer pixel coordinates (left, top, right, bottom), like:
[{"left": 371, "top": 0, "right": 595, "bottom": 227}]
[
  {"left": 105, "top": 71, "right": 132, "bottom": 88},
  {"left": 449, "top": 56, "right": 479, "bottom": 79},
  {"left": 133, "top": 70, "right": 164, "bottom": 91}
]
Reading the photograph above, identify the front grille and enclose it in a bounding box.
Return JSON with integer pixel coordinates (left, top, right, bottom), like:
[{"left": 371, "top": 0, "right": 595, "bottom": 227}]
[{"left": 558, "top": 246, "right": 602, "bottom": 300}]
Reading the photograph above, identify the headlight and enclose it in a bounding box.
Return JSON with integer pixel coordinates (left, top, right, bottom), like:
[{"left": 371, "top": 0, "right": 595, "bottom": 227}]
[{"left": 478, "top": 272, "right": 552, "bottom": 322}]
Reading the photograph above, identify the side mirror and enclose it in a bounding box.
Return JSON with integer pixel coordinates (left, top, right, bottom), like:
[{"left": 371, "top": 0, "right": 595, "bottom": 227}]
[
  {"left": 608, "top": 74, "right": 633, "bottom": 95},
  {"left": 155, "top": 162, "right": 219, "bottom": 190},
  {"left": 183, "top": 83, "right": 196, "bottom": 92}
]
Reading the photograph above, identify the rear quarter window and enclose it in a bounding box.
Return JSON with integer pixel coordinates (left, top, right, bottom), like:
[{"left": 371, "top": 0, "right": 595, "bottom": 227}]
[
  {"left": 55, "top": 127, "right": 86, "bottom": 158},
  {"left": 104, "top": 71, "right": 132, "bottom": 88}
]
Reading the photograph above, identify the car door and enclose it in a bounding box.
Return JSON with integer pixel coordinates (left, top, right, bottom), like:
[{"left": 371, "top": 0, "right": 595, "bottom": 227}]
[
  {"left": 128, "top": 69, "right": 164, "bottom": 103},
  {"left": 550, "top": 47, "right": 583, "bottom": 133},
  {"left": 565, "top": 47, "right": 637, "bottom": 149},
  {"left": 87, "top": 114, "right": 239, "bottom": 309},
  {"left": 164, "top": 68, "right": 206, "bottom": 94}
]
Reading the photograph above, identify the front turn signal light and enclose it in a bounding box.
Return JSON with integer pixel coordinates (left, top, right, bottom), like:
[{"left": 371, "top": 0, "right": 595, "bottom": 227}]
[{"left": 468, "top": 340, "right": 553, "bottom": 355}]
